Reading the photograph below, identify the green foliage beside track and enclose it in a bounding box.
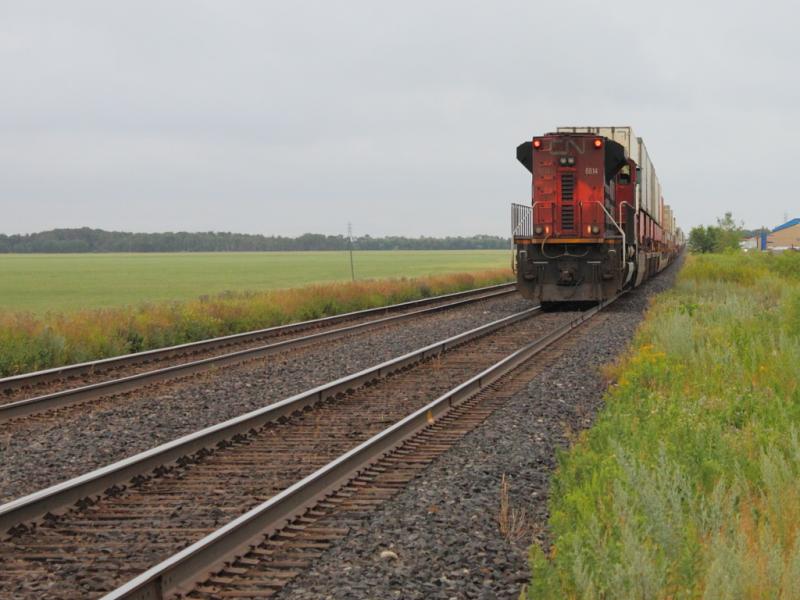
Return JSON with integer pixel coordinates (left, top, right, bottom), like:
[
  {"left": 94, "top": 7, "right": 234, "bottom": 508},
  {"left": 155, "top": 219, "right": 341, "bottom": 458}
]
[
  {"left": 529, "top": 252, "right": 800, "bottom": 599},
  {"left": 688, "top": 212, "right": 745, "bottom": 253},
  {"left": 0, "top": 267, "right": 512, "bottom": 377}
]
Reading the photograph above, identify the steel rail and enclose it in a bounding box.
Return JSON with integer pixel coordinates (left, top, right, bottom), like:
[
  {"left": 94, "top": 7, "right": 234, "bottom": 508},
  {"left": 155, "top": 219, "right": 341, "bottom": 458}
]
[
  {"left": 0, "top": 284, "right": 517, "bottom": 422},
  {"left": 0, "top": 282, "right": 516, "bottom": 394},
  {"left": 104, "top": 296, "right": 615, "bottom": 600},
  {"left": 0, "top": 305, "right": 539, "bottom": 533}
]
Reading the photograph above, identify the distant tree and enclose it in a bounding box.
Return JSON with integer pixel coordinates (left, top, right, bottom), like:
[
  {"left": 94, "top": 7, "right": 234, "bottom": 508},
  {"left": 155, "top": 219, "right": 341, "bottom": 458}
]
[
  {"left": 714, "top": 212, "right": 744, "bottom": 252},
  {"left": 688, "top": 213, "right": 745, "bottom": 254},
  {"left": 688, "top": 226, "right": 718, "bottom": 253},
  {"left": 0, "top": 228, "right": 511, "bottom": 253}
]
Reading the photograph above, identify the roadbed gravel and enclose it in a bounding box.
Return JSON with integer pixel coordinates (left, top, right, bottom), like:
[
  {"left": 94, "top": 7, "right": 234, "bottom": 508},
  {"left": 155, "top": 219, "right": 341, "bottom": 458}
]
[
  {"left": 1, "top": 310, "right": 583, "bottom": 599},
  {"left": 0, "top": 293, "right": 533, "bottom": 502},
  {"left": 276, "top": 258, "right": 683, "bottom": 600}
]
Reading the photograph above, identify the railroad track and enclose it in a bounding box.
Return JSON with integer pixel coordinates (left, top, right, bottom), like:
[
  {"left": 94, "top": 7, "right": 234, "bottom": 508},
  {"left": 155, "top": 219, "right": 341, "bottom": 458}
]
[
  {"left": 0, "top": 297, "right": 612, "bottom": 599},
  {"left": 0, "top": 283, "right": 515, "bottom": 422}
]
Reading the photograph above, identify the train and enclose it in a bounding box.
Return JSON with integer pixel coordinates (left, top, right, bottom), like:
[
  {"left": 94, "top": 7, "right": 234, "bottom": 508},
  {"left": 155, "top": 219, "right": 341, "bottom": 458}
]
[{"left": 512, "top": 126, "right": 683, "bottom": 305}]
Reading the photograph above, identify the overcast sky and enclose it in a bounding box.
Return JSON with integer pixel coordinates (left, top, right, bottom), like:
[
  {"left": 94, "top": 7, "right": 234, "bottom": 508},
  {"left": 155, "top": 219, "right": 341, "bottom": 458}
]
[{"left": 1, "top": 1, "right": 797, "bottom": 237}]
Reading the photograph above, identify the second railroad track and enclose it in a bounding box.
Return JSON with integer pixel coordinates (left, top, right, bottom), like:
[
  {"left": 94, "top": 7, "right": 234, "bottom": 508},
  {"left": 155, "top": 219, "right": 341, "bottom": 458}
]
[
  {"left": 0, "top": 282, "right": 516, "bottom": 421},
  {"left": 0, "top": 295, "right": 615, "bottom": 599}
]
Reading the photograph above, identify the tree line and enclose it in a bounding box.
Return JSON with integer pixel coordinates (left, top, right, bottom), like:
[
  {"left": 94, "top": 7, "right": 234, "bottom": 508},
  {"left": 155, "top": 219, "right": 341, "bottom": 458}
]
[
  {"left": 0, "top": 228, "right": 510, "bottom": 253},
  {"left": 688, "top": 212, "right": 749, "bottom": 253}
]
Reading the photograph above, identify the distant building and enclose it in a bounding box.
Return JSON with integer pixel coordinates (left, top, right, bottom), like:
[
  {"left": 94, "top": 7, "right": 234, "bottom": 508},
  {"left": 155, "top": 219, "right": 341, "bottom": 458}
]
[
  {"left": 767, "top": 218, "right": 800, "bottom": 251},
  {"left": 741, "top": 231, "right": 768, "bottom": 252},
  {"left": 741, "top": 236, "right": 758, "bottom": 251}
]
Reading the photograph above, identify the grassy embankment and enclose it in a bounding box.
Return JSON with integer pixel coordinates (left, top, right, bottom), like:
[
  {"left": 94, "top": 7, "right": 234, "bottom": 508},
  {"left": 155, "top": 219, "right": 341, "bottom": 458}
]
[
  {"left": 529, "top": 252, "right": 800, "bottom": 598},
  {"left": 0, "top": 261, "right": 511, "bottom": 377}
]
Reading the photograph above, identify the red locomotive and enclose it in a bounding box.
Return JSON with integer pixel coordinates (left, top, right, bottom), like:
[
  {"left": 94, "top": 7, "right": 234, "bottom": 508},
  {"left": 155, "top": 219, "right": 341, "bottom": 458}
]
[{"left": 512, "top": 126, "right": 682, "bottom": 304}]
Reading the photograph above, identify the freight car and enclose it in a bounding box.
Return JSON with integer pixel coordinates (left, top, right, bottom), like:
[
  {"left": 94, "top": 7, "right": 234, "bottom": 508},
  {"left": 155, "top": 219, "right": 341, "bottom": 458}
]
[{"left": 512, "top": 126, "right": 682, "bottom": 304}]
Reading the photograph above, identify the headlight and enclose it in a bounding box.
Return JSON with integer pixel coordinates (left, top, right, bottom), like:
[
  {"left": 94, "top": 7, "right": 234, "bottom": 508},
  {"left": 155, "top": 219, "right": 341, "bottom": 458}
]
[
  {"left": 567, "top": 157, "right": 575, "bottom": 165},
  {"left": 534, "top": 226, "right": 544, "bottom": 235},
  {"left": 591, "top": 225, "right": 600, "bottom": 234},
  {"left": 559, "top": 157, "right": 568, "bottom": 166}
]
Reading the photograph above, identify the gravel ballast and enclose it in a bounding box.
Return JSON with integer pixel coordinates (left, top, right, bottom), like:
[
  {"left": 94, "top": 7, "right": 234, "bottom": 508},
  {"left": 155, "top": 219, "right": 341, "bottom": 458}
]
[
  {"left": 0, "top": 294, "right": 532, "bottom": 502},
  {"left": 1, "top": 310, "right": 583, "bottom": 599},
  {"left": 277, "top": 260, "right": 683, "bottom": 600}
]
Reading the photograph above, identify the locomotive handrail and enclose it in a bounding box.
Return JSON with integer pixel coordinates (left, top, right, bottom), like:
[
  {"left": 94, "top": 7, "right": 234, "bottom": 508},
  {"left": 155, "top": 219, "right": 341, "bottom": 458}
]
[
  {"left": 618, "top": 201, "right": 634, "bottom": 227},
  {"left": 618, "top": 201, "right": 637, "bottom": 253},
  {"left": 619, "top": 200, "right": 639, "bottom": 252},
  {"left": 587, "top": 201, "right": 626, "bottom": 271},
  {"left": 511, "top": 203, "right": 532, "bottom": 239},
  {"left": 510, "top": 202, "right": 533, "bottom": 272}
]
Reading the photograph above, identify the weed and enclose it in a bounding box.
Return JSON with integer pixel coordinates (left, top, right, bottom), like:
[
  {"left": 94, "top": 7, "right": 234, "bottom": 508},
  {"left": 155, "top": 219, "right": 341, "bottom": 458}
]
[{"left": 499, "top": 473, "right": 530, "bottom": 545}]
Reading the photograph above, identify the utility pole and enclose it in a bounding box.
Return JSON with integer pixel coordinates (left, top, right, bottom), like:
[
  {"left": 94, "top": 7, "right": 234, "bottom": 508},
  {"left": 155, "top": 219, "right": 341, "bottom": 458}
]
[{"left": 347, "top": 222, "right": 355, "bottom": 282}]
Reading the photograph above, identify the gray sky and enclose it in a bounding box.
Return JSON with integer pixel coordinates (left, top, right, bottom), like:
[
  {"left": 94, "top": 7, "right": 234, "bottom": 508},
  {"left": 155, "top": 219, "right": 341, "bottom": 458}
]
[{"left": 1, "top": 0, "right": 797, "bottom": 236}]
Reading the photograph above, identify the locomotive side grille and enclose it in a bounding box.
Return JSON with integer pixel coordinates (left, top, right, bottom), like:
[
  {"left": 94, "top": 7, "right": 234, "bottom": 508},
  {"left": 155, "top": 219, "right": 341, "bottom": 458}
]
[
  {"left": 561, "top": 205, "right": 575, "bottom": 230},
  {"left": 560, "top": 173, "right": 575, "bottom": 201}
]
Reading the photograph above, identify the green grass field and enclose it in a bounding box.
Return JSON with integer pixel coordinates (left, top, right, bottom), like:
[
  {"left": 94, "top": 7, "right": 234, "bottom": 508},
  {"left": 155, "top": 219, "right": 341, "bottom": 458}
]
[
  {"left": 0, "top": 250, "right": 509, "bottom": 314},
  {"left": 529, "top": 251, "right": 800, "bottom": 598}
]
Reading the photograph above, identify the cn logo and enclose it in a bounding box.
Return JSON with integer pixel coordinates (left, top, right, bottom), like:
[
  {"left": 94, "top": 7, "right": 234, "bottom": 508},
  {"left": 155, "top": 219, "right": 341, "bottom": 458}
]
[{"left": 549, "top": 139, "right": 586, "bottom": 155}]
